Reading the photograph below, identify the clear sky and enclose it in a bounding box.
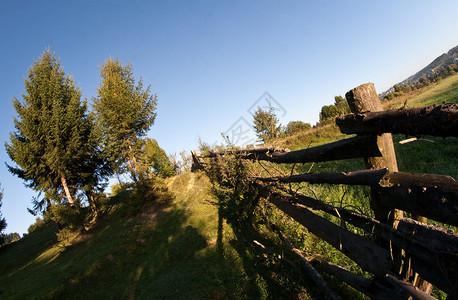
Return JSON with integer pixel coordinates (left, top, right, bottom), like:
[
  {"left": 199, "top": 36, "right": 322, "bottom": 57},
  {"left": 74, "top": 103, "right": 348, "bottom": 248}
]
[{"left": 1, "top": 0, "right": 458, "bottom": 235}]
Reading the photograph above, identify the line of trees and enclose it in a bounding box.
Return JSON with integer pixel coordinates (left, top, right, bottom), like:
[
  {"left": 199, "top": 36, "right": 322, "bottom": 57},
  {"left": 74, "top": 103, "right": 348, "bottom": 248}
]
[{"left": 5, "top": 50, "right": 173, "bottom": 231}]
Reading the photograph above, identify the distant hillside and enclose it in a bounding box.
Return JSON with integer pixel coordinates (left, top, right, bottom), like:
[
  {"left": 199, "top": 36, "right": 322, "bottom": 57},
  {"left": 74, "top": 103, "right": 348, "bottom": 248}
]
[
  {"left": 402, "top": 44, "right": 458, "bottom": 84},
  {"left": 380, "top": 44, "right": 458, "bottom": 98}
]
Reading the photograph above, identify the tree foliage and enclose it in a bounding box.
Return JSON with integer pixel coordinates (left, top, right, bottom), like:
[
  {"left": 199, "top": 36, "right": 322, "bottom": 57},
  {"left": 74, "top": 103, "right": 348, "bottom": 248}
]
[
  {"left": 6, "top": 50, "right": 99, "bottom": 210},
  {"left": 284, "top": 121, "right": 311, "bottom": 136},
  {"left": 93, "top": 58, "right": 158, "bottom": 181},
  {"left": 319, "top": 96, "right": 350, "bottom": 123},
  {"left": 140, "top": 138, "right": 175, "bottom": 178},
  {"left": 6, "top": 50, "right": 108, "bottom": 223},
  {"left": 252, "top": 105, "right": 282, "bottom": 143}
]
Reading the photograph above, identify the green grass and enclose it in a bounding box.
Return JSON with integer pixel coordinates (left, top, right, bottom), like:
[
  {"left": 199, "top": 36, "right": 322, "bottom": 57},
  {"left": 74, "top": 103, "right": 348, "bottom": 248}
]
[
  {"left": 0, "top": 173, "right": 244, "bottom": 299},
  {"left": 1, "top": 74, "right": 457, "bottom": 299},
  {"left": 0, "top": 173, "right": 323, "bottom": 299},
  {"left": 384, "top": 73, "right": 458, "bottom": 109}
]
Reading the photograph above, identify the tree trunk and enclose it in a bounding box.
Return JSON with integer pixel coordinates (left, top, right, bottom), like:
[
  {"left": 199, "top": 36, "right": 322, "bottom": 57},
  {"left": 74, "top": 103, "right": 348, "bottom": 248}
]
[
  {"left": 61, "top": 176, "right": 75, "bottom": 206},
  {"left": 85, "top": 190, "right": 98, "bottom": 223},
  {"left": 127, "top": 142, "right": 139, "bottom": 182}
]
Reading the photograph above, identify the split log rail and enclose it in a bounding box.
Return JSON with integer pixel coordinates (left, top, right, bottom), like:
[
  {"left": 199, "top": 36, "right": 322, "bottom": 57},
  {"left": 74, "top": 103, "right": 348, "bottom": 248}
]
[{"left": 192, "top": 83, "right": 458, "bottom": 299}]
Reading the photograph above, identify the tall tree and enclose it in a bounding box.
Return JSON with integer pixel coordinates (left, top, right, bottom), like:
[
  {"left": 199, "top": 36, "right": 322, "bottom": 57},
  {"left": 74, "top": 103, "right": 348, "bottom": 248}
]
[
  {"left": 93, "top": 58, "right": 157, "bottom": 181},
  {"left": 6, "top": 50, "right": 98, "bottom": 213},
  {"left": 253, "top": 105, "right": 282, "bottom": 143}
]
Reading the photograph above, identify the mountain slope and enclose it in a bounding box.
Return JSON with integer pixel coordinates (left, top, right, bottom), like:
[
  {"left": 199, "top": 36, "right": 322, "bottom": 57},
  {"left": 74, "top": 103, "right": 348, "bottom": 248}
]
[
  {"left": 380, "top": 44, "right": 458, "bottom": 98},
  {"left": 402, "top": 44, "right": 458, "bottom": 85}
]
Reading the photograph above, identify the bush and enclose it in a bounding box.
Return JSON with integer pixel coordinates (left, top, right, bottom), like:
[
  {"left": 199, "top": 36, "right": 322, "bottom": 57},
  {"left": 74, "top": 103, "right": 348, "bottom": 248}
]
[
  {"left": 49, "top": 204, "right": 85, "bottom": 230},
  {"left": 27, "top": 217, "right": 47, "bottom": 234},
  {"left": 122, "top": 176, "right": 174, "bottom": 216},
  {"left": 284, "top": 121, "right": 311, "bottom": 136},
  {"left": 206, "top": 152, "right": 260, "bottom": 222}
]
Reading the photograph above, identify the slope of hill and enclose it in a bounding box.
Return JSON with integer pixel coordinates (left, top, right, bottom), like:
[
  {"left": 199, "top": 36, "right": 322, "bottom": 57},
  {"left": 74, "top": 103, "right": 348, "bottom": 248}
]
[
  {"left": 379, "top": 44, "right": 458, "bottom": 98},
  {"left": 402, "top": 44, "right": 458, "bottom": 85},
  {"left": 1, "top": 72, "right": 457, "bottom": 299},
  {"left": 0, "top": 173, "right": 242, "bottom": 299},
  {"left": 0, "top": 173, "right": 326, "bottom": 299}
]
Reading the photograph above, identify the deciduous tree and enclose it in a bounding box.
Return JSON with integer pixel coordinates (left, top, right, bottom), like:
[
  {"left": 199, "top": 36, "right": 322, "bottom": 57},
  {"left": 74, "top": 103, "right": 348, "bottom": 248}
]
[{"left": 253, "top": 105, "right": 282, "bottom": 143}]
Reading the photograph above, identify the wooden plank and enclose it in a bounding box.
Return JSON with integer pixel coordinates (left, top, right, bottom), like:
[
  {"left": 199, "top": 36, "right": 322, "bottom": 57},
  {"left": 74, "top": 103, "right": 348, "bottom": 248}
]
[
  {"left": 191, "top": 150, "right": 205, "bottom": 171},
  {"left": 336, "top": 103, "right": 458, "bottom": 138},
  {"left": 256, "top": 169, "right": 387, "bottom": 185},
  {"left": 272, "top": 187, "right": 457, "bottom": 292},
  {"left": 210, "top": 135, "right": 381, "bottom": 163},
  {"left": 379, "top": 186, "right": 458, "bottom": 227},
  {"left": 383, "top": 273, "right": 438, "bottom": 300},
  {"left": 397, "top": 219, "right": 458, "bottom": 293},
  {"left": 316, "top": 261, "right": 393, "bottom": 299},
  {"left": 270, "top": 224, "right": 342, "bottom": 300},
  {"left": 382, "top": 172, "right": 458, "bottom": 193},
  {"left": 317, "top": 261, "right": 438, "bottom": 300},
  {"left": 256, "top": 169, "right": 457, "bottom": 193},
  {"left": 257, "top": 185, "right": 392, "bottom": 277}
]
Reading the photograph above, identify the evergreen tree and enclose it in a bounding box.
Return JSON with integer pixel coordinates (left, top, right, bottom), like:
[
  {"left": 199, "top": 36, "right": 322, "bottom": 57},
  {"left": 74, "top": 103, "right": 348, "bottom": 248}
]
[
  {"left": 6, "top": 50, "right": 99, "bottom": 215},
  {"left": 253, "top": 105, "right": 282, "bottom": 143},
  {"left": 140, "top": 138, "right": 175, "bottom": 178},
  {"left": 93, "top": 58, "right": 157, "bottom": 181}
]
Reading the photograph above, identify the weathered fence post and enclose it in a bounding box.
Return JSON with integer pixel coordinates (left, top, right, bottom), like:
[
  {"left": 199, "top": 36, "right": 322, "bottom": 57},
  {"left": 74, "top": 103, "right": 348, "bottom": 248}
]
[
  {"left": 345, "top": 83, "right": 433, "bottom": 293},
  {"left": 345, "top": 83, "right": 402, "bottom": 225}
]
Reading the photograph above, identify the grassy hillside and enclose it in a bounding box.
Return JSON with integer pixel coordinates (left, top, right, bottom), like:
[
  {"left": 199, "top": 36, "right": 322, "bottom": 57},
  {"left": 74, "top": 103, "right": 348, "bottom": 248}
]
[
  {"left": 383, "top": 72, "right": 458, "bottom": 109},
  {"left": 1, "top": 74, "right": 457, "bottom": 299},
  {"left": 0, "top": 174, "right": 241, "bottom": 299},
  {"left": 0, "top": 173, "right": 330, "bottom": 299}
]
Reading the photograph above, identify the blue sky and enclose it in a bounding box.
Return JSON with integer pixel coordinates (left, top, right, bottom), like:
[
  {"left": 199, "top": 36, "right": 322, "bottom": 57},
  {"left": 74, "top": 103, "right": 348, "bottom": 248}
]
[{"left": 1, "top": 0, "right": 458, "bottom": 235}]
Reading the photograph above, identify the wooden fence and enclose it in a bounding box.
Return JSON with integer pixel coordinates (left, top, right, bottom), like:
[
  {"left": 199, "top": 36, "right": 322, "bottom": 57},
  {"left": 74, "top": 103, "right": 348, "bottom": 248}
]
[{"left": 192, "top": 83, "right": 458, "bottom": 299}]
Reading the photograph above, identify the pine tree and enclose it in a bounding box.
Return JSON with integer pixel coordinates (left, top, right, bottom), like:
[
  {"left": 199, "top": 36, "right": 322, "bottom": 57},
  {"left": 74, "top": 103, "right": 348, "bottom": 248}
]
[
  {"left": 6, "top": 50, "right": 100, "bottom": 214},
  {"left": 140, "top": 138, "right": 175, "bottom": 178},
  {"left": 253, "top": 105, "right": 282, "bottom": 143},
  {"left": 93, "top": 58, "right": 157, "bottom": 181}
]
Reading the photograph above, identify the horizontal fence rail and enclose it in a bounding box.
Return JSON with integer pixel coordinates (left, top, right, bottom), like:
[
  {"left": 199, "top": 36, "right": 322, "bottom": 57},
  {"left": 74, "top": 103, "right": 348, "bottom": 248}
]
[
  {"left": 207, "top": 135, "right": 382, "bottom": 163},
  {"left": 336, "top": 103, "right": 458, "bottom": 137},
  {"left": 194, "top": 82, "right": 458, "bottom": 299}
]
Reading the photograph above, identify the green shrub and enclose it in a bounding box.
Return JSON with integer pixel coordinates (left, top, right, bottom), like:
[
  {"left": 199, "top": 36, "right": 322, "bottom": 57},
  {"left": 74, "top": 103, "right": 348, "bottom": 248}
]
[{"left": 27, "top": 217, "right": 47, "bottom": 234}]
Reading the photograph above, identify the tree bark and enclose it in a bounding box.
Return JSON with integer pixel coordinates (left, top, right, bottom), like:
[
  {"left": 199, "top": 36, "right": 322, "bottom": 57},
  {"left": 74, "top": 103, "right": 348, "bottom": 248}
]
[
  {"left": 209, "top": 135, "right": 382, "bottom": 163},
  {"left": 85, "top": 190, "right": 98, "bottom": 223},
  {"left": 127, "top": 140, "right": 139, "bottom": 182},
  {"left": 270, "top": 224, "right": 342, "bottom": 300},
  {"left": 61, "top": 176, "right": 75, "bottom": 206},
  {"left": 258, "top": 185, "right": 392, "bottom": 277},
  {"left": 336, "top": 103, "right": 458, "bottom": 138}
]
